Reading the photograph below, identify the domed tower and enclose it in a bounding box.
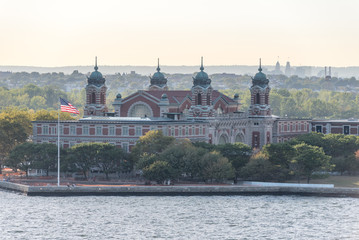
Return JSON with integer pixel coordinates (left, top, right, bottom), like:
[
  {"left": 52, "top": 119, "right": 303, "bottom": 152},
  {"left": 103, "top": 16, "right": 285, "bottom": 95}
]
[
  {"left": 247, "top": 59, "right": 275, "bottom": 149},
  {"left": 84, "top": 57, "right": 108, "bottom": 117},
  {"left": 249, "top": 59, "right": 271, "bottom": 117},
  {"left": 149, "top": 59, "right": 168, "bottom": 90},
  {"left": 189, "top": 57, "right": 214, "bottom": 118}
]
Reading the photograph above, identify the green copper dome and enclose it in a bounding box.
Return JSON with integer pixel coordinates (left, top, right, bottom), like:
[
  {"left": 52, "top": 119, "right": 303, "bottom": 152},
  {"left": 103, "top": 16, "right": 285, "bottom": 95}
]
[
  {"left": 252, "top": 59, "right": 269, "bottom": 87},
  {"left": 150, "top": 59, "right": 167, "bottom": 87},
  {"left": 193, "top": 57, "right": 211, "bottom": 87},
  {"left": 88, "top": 57, "right": 105, "bottom": 86},
  {"left": 90, "top": 70, "right": 103, "bottom": 80}
]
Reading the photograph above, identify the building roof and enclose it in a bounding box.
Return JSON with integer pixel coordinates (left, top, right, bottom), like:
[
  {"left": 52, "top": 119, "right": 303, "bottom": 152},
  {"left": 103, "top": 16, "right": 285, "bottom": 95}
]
[
  {"left": 33, "top": 116, "right": 209, "bottom": 124},
  {"left": 311, "top": 118, "right": 359, "bottom": 123},
  {"left": 145, "top": 90, "right": 192, "bottom": 104}
]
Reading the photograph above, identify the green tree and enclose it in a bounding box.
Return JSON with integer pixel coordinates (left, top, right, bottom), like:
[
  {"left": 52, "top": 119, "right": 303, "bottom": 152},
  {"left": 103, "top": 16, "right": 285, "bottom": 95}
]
[
  {"left": 97, "top": 144, "right": 128, "bottom": 180},
  {"left": 201, "top": 151, "right": 235, "bottom": 183},
  {"left": 240, "top": 152, "right": 276, "bottom": 181},
  {"left": 143, "top": 161, "right": 175, "bottom": 184},
  {"left": 158, "top": 140, "right": 193, "bottom": 179},
  {"left": 262, "top": 143, "right": 295, "bottom": 180},
  {"left": 215, "top": 143, "right": 252, "bottom": 182},
  {"left": 32, "top": 143, "right": 58, "bottom": 176},
  {"left": 30, "top": 96, "right": 47, "bottom": 110},
  {"left": 292, "top": 132, "right": 325, "bottom": 148},
  {"left": 291, "top": 143, "right": 331, "bottom": 183},
  {"left": 0, "top": 108, "right": 32, "bottom": 172},
  {"left": 322, "top": 134, "right": 359, "bottom": 175},
  {"left": 67, "top": 143, "right": 100, "bottom": 179},
  {"left": 130, "top": 130, "right": 175, "bottom": 164},
  {"left": 6, "top": 142, "right": 36, "bottom": 177}
]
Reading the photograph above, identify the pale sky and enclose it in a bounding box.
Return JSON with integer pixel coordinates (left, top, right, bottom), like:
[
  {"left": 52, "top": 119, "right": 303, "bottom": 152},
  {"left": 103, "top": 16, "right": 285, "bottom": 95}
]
[{"left": 1, "top": 0, "right": 358, "bottom": 67}]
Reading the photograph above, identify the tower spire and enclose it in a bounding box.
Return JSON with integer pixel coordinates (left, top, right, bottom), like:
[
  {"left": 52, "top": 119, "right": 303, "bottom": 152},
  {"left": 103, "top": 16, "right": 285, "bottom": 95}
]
[
  {"left": 258, "top": 58, "right": 262, "bottom": 72},
  {"left": 157, "top": 58, "right": 160, "bottom": 72},
  {"left": 200, "top": 56, "right": 204, "bottom": 71},
  {"left": 94, "top": 56, "right": 98, "bottom": 71}
]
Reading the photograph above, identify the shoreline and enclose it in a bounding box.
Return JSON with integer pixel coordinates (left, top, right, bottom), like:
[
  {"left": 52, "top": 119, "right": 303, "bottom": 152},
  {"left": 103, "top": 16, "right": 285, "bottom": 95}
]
[{"left": 1, "top": 181, "right": 359, "bottom": 198}]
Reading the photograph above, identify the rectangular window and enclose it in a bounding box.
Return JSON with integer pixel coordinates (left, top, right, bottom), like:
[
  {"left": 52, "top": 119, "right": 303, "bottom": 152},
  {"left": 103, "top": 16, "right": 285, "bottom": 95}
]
[
  {"left": 60, "top": 125, "right": 63, "bottom": 135},
  {"left": 192, "top": 126, "right": 195, "bottom": 136},
  {"left": 42, "top": 125, "right": 49, "bottom": 135},
  {"left": 69, "top": 142, "right": 76, "bottom": 147},
  {"left": 199, "top": 126, "right": 202, "bottom": 135},
  {"left": 109, "top": 126, "right": 115, "bottom": 136},
  {"left": 316, "top": 125, "right": 322, "bottom": 133},
  {"left": 171, "top": 128, "right": 175, "bottom": 136},
  {"left": 96, "top": 126, "right": 102, "bottom": 135},
  {"left": 185, "top": 127, "right": 189, "bottom": 136},
  {"left": 50, "top": 126, "right": 57, "bottom": 135},
  {"left": 179, "top": 127, "right": 182, "bottom": 136},
  {"left": 70, "top": 126, "right": 76, "bottom": 135},
  {"left": 281, "top": 124, "right": 284, "bottom": 132},
  {"left": 344, "top": 126, "right": 350, "bottom": 135},
  {"left": 135, "top": 126, "right": 142, "bottom": 136},
  {"left": 150, "top": 126, "right": 157, "bottom": 131},
  {"left": 287, "top": 124, "right": 290, "bottom": 132},
  {"left": 83, "top": 125, "right": 89, "bottom": 135},
  {"left": 122, "top": 126, "right": 129, "bottom": 136},
  {"left": 122, "top": 143, "right": 129, "bottom": 153}
]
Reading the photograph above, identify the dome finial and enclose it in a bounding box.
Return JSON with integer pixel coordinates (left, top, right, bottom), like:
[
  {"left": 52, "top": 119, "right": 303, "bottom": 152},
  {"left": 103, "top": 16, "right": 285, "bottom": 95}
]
[
  {"left": 200, "top": 56, "right": 204, "bottom": 71},
  {"left": 157, "top": 58, "right": 160, "bottom": 72},
  {"left": 94, "top": 56, "right": 98, "bottom": 71},
  {"left": 258, "top": 58, "right": 262, "bottom": 72}
]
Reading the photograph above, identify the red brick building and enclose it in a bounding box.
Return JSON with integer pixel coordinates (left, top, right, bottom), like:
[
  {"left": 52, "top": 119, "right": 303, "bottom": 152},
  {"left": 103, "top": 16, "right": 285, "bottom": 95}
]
[{"left": 35, "top": 58, "right": 358, "bottom": 150}]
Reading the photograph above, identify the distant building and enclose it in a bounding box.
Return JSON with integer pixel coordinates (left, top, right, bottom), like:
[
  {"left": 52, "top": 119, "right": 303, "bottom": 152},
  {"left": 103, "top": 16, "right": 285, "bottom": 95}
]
[
  {"left": 325, "top": 66, "right": 332, "bottom": 80},
  {"left": 285, "top": 61, "right": 291, "bottom": 77},
  {"left": 274, "top": 61, "right": 283, "bottom": 75}
]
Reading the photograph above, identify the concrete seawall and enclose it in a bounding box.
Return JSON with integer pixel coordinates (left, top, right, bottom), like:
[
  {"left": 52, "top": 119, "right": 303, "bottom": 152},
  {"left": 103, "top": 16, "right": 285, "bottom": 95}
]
[{"left": 1, "top": 181, "right": 359, "bottom": 197}]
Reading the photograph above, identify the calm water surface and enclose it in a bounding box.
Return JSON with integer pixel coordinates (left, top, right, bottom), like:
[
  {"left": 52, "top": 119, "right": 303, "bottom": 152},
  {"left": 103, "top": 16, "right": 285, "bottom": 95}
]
[{"left": 0, "top": 190, "right": 359, "bottom": 239}]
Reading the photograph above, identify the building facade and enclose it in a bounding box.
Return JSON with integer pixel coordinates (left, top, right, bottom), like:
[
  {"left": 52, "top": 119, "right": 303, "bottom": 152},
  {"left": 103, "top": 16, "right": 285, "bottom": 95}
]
[{"left": 37, "top": 58, "right": 356, "bottom": 151}]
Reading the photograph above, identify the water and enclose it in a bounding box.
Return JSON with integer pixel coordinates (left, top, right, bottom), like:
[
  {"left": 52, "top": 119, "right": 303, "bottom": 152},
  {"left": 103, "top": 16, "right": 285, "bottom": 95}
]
[{"left": 1, "top": 190, "right": 359, "bottom": 239}]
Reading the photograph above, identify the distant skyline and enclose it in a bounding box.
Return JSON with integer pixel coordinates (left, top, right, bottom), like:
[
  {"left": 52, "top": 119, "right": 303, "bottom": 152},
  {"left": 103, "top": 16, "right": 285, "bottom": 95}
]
[{"left": 1, "top": 0, "right": 359, "bottom": 67}]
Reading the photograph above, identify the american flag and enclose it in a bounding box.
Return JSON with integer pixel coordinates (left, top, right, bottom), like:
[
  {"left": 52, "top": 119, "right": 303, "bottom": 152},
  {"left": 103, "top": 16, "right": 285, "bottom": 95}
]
[{"left": 60, "top": 98, "right": 80, "bottom": 114}]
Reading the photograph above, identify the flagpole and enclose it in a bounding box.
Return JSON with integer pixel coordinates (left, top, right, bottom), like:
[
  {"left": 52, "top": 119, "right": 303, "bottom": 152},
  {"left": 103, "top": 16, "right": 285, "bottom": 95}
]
[{"left": 57, "top": 101, "right": 61, "bottom": 187}]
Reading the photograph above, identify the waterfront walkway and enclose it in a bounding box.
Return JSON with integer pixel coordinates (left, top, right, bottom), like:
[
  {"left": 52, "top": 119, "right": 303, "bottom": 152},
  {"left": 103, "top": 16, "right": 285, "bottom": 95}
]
[{"left": 1, "top": 179, "right": 359, "bottom": 198}]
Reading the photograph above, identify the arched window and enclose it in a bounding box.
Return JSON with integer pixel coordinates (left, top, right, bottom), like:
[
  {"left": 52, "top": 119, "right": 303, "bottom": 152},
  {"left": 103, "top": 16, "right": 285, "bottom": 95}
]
[
  {"left": 91, "top": 92, "right": 96, "bottom": 104},
  {"left": 129, "top": 103, "right": 152, "bottom": 117},
  {"left": 255, "top": 93, "right": 260, "bottom": 104},
  {"left": 219, "top": 134, "right": 228, "bottom": 145},
  {"left": 100, "top": 93, "right": 105, "bottom": 104},
  {"left": 197, "top": 93, "right": 202, "bottom": 105}
]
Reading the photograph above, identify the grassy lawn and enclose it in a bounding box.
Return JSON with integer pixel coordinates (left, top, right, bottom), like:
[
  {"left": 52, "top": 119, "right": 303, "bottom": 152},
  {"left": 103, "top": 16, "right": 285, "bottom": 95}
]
[{"left": 307, "top": 175, "right": 359, "bottom": 188}]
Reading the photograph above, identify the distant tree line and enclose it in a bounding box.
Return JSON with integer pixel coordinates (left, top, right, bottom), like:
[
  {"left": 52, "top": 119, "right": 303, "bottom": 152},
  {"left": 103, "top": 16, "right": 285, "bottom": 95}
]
[{"left": 3, "top": 83, "right": 359, "bottom": 120}]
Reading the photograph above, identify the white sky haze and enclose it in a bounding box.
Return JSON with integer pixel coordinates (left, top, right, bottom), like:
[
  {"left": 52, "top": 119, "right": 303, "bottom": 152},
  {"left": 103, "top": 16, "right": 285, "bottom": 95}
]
[{"left": 1, "top": 0, "right": 358, "bottom": 67}]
